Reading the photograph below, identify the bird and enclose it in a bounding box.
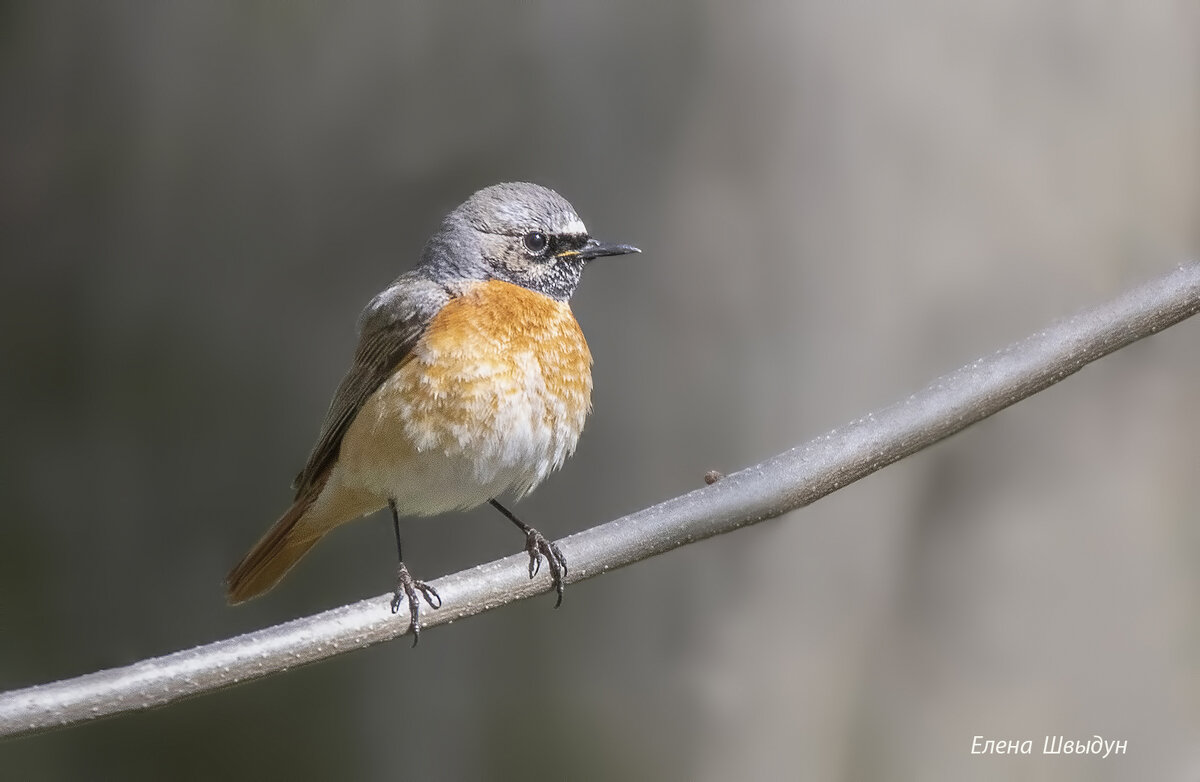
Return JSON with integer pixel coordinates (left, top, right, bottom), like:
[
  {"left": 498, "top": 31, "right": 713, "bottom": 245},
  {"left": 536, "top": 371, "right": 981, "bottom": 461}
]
[{"left": 226, "top": 182, "right": 639, "bottom": 642}]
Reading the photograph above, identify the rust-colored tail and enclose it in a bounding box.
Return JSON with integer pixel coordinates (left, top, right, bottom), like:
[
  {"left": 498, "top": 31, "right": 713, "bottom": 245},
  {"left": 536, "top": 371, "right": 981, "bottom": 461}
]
[{"left": 227, "top": 486, "right": 325, "bottom": 604}]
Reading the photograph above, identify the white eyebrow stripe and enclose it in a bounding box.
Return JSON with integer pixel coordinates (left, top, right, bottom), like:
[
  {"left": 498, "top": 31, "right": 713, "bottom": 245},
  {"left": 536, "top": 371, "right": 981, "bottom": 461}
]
[{"left": 561, "top": 218, "right": 588, "bottom": 235}]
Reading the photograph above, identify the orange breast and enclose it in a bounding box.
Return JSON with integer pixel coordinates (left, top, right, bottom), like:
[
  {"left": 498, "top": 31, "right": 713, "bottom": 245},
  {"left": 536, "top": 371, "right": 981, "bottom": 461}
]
[
  {"left": 418, "top": 279, "right": 594, "bottom": 421},
  {"left": 338, "top": 279, "right": 594, "bottom": 508}
]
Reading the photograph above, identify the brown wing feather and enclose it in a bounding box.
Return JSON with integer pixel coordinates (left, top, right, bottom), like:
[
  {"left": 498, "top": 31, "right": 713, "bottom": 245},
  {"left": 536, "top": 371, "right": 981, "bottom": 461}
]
[
  {"left": 292, "top": 277, "right": 449, "bottom": 496},
  {"left": 227, "top": 275, "right": 450, "bottom": 604}
]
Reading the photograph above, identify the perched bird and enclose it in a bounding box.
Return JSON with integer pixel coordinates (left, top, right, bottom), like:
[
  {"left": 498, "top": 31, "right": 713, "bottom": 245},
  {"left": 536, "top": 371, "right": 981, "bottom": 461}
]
[{"left": 227, "top": 182, "right": 639, "bottom": 641}]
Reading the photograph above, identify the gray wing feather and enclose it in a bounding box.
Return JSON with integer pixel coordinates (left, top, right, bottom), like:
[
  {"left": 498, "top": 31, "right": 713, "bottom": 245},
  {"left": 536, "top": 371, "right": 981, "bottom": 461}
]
[{"left": 292, "top": 274, "right": 451, "bottom": 496}]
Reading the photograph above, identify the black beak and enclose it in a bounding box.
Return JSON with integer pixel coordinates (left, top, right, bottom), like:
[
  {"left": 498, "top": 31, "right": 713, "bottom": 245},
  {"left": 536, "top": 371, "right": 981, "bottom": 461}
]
[{"left": 573, "top": 238, "right": 641, "bottom": 261}]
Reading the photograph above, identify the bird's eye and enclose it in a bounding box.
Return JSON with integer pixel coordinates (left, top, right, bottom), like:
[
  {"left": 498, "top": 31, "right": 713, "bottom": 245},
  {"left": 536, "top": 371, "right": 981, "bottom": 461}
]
[{"left": 522, "top": 231, "right": 549, "bottom": 256}]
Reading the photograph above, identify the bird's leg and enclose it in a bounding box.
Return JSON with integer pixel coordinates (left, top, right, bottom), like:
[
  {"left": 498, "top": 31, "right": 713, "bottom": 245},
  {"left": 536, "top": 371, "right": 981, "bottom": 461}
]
[
  {"left": 488, "top": 499, "right": 568, "bottom": 607},
  {"left": 389, "top": 500, "right": 441, "bottom": 646}
]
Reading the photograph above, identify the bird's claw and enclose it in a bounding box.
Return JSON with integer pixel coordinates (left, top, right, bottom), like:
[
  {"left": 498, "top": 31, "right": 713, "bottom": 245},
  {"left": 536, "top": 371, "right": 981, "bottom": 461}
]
[
  {"left": 391, "top": 563, "right": 440, "bottom": 647},
  {"left": 523, "top": 528, "right": 568, "bottom": 608}
]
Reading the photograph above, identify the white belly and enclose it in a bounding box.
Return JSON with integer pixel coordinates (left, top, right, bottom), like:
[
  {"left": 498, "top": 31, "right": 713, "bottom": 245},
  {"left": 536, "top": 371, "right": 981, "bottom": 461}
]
[
  {"left": 340, "top": 362, "right": 586, "bottom": 515},
  {"left": 332, "top": 346, "right": 591, "bottom": 517}
]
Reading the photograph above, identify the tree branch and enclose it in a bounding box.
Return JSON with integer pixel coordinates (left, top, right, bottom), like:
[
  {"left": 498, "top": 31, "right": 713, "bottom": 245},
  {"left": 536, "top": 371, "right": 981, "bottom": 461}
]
[{"left": 3, "top": 262, "right": 1199, "bottom": 739}]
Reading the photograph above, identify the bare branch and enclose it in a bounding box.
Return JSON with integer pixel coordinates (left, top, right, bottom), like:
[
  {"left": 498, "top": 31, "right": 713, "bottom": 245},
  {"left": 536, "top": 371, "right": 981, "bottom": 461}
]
[{"left": 2, "top": 262, "right": 1198, "bottom": 739}]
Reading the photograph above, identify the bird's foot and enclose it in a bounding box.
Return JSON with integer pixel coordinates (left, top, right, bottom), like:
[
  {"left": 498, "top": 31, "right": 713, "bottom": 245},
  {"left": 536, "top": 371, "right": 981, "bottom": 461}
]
[
  {"left": 391, "top": 562, "right": 441, "bottom": 646},
  {"left": 523, "top": 528, "right": 568, "bottom": 608}
]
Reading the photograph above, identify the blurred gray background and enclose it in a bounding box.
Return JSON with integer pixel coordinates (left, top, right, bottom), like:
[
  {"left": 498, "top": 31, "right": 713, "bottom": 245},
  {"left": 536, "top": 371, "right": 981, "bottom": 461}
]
[{"left": 2, "top": 2, "right": 1199, "bottom": 780}]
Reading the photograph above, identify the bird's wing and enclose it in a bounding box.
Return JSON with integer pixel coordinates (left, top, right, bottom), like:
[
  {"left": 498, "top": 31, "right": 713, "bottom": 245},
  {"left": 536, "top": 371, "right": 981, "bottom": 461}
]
[{"left": 292, "top": 276, "right": 451, "bottom": 496}]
